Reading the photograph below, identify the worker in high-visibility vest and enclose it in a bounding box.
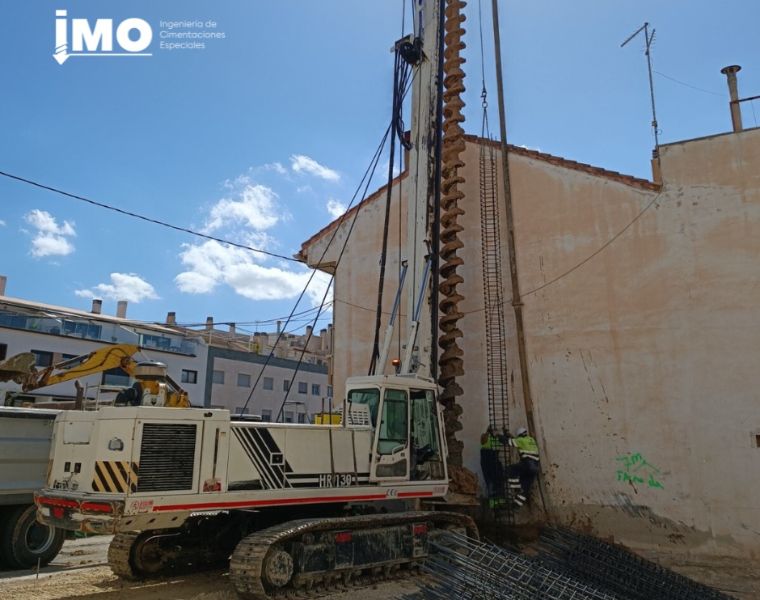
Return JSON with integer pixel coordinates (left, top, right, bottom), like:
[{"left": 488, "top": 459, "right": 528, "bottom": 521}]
[
  {"left": 505, "top": 427, "right": 540, "bottom": 507},
  {"left": 480, "top": 425, "right": 507, "bottom": 497}
]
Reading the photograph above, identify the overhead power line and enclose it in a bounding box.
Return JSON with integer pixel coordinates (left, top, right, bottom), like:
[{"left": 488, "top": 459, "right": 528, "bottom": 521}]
[
  {"left": 654, "top": 71, "right": 723, "bottom": 97},
  {"left": 0, "top": 170, "right": 302, "bottom": 264},
  {"left": 334, "top": 190, "right": 664, "bottom": 316}
]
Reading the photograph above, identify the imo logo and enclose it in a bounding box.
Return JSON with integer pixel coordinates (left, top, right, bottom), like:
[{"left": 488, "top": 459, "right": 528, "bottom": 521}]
[{"left": 54, "top": 10, "right": 153, "bottom": 65}]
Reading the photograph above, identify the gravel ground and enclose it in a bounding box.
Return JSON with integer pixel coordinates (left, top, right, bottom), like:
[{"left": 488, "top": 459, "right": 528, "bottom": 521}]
[
  {"left": 0, "top": 536, "right": 421, "bottom": 600},
  {"left": 0, "top": 566, "right": 422, "bottom": 600}
]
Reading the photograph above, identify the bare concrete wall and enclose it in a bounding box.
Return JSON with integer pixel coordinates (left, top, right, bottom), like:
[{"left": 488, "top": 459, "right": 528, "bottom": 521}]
[{"left": 302, "top": 128, "right": 760, "bottom": 561}]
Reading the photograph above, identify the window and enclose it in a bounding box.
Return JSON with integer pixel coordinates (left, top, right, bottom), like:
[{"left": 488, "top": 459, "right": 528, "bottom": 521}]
[
  {"left": 263, "top": 377, "right": 274, "bottom": 390},
  {"left": 298, "top": 381, "right": 307, "bottom": 394},
  {"left": 62, "top": 320, "right": 102, "bottom": 340},
  {"left": 283, "top": 380, "right": 290, "bottom": 392},
  {"left": 261, "top": 409, "right": 272, "bottom": 422},
  {"left": 237, "top": 373, "right": 251, "bottom": 387},
  {"left": 141, "top": 334, "right": 171, "bottom": 350},
  {"left": 284, "top": 411, "right": 294, "bottom": 423},
  {"left": 347, "top": 388, "right": 380, "bottom": 426},
  {"left": 327, "top": 385, "right": 333, "bottom": 398},
  {"left": 411, "top": 390, "right": 440, "bottom": 454},
  {"left": 298, "top": 413, "right": 306, "bottom": 423},
  {"left": 378, "top": 389, "right": 408, "bottom": 454},
  {"left": 311, "top": 383, "right": 321, "bottom": 396},
  {"left": 235, "top": 406, "right": 249, "bottom": 415},
  {"left": 181, "top": 369, "right": 198, "bottom": 384},
  {"left": 31, "top": 350, "right": 53, "bottom": 368},
  {"left": 0, "top": 344, "right": 6, "bottom": 361},
  {"left": 212, "top": 370, "right": 225, "bottom": 384},
  {"left": 102, "top": 367, "right": 130, "bottom": 387}
]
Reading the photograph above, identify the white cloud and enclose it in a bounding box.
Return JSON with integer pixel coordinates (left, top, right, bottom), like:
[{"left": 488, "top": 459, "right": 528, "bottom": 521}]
[
  {"left": 290, "top": 154, "right": 340, "bottom": 182},
  {"left": 0, "top": 219, "right": 6, "bottom": 226},
  {"left": 263, "top": 162, "right": 287, "bottom": 175},
  {"left": 176, "top": 167, "right": 333, "bottom": 307},
  {"left": 326, "top": 198, "right": 347, "bottom": 219},
  {"left": 24, "top": 209, "right": 76, "bottom": 257},
  {"left": 175, "top": 240, "right": 332, "bottom": 306},
  {"left": 204, "top": 183, "right": 282, "bottom": 233},
  {"left": 75, "top": 273, "right": 159, "bottom": 303}
]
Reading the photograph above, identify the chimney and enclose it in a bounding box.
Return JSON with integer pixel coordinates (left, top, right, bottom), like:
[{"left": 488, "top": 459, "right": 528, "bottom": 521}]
[
  {"left": 0, "top": 275, "right": 6, "bottom": 296},
  {"left": 205, "top": 316, "right": 214, "bottom": 331},
  {"left": 91, "top": 299, "right": 102, "bottom": 314},
  {"left": 166, "top": 311, "right": 176, "bottom": 325},
  {"left": 306, "top": 325, "right": 313, "bottom": 338},
  {"left": 229, "top": 323, "right": 236, "bottom": 335},
  {"left": 721, "top": 65, "right": 744, "bottom": 132},
  {"left": 116, "top": 300, "right": 128, "bottom": 318},
  {"left": 276, "top": 320, "right": 282, "bottom": 334},
  {"left": 320, "top": 328, "right": 327, "bottom": 352}
]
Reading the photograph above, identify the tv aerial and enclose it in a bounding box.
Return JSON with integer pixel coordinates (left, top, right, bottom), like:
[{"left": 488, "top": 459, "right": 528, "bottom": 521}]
[{"left": 622, "top": 22, "right": 660, "bottom": 153}]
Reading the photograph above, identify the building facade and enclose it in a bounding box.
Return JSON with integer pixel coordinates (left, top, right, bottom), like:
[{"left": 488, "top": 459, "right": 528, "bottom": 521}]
[
  {"left": 299, "top": 120, "right": 760, "bottom": 566},
  {"left": 0, "top": 292, "right": 208, "bottom": 406},
  {"left": 0, "top": 288, "right": 331, "bottom": 420},
  {"left": 203, "top": 346, "right": 330, "bottom": 421}
]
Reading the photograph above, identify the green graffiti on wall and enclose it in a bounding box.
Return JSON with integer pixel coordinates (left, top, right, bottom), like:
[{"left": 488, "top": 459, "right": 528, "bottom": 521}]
[{"left": 616, "top": 452, "right": 664, "bottom": 489}]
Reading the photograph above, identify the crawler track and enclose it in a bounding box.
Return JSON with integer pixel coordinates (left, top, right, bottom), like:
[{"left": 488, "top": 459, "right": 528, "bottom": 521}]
[
  {"left": 108, "top": 532, "right": 141, "bottom": 579},
  {"left": 230, "top": 511, "right": 477, "bottom": 600},
  {"left": 108, "top": 526, "right": 229, "bottom": 581}
]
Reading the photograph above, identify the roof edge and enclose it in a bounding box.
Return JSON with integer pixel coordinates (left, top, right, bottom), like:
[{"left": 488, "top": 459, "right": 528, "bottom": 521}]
[
  {"left": 466, "top": 135, "right": 660, "bottom": 192},
  {"left": 299, "top": 136, "right": 660, "bottom": 259},
  {"left": 296, "top": 170, "right": 410, "bottom": 262}
]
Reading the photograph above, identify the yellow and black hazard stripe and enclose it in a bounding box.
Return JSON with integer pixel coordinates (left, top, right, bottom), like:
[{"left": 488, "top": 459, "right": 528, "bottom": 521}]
[{"left": 92, "top": 461, "right": 139, "bottom": 493}]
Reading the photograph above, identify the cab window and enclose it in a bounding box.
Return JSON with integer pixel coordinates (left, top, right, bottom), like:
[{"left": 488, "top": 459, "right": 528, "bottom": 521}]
[
  {"left": 411, "top": 390, "right": 440, "bottom": 454},
  {"left": 347, "top": 388, "right": 380, "bottom": 426},
  {"left": 377, "top": 389, "right": 408, "bottom": 454}
]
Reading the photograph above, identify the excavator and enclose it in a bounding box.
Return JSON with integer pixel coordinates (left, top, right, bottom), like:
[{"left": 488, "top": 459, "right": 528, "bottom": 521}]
[
  {"left": 0, "top": 344, "right": 190, "bottom": 408},
  {"left": 33, "top": 1, "right": 477, "bottom": 598}
]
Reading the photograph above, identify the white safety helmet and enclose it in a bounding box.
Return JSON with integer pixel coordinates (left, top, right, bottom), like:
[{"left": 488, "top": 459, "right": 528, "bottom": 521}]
[{"left": 516, "top": 427, "right": 528, "bottom": 437}]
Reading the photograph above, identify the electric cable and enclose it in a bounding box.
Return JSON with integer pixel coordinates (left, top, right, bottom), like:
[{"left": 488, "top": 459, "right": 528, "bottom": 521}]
[
  {"left": 175, "top": 303, "right": 332, "bottom": 328},
  {"left": 368, "top": 43, "right": 413, "bottom": 375},
  {"left": 274, "top": 125, "right": 395, "bottom": 420},
  {"left": 333, "top": 189, "right": 664, "bottom": 316},
  {"left": 654, "top": 71, "right": 723, "bottom": 97},
  {"left": 0, "top": 171, "right": 300, "bottom": 264},
  {"left": 237, "top": 124, "right": 392, "bottom": 417}
]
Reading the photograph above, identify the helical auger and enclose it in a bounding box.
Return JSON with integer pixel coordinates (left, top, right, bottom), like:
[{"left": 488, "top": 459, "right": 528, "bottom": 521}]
[{"left": 439, "top": 0, "right": 467, "bottom": 466}]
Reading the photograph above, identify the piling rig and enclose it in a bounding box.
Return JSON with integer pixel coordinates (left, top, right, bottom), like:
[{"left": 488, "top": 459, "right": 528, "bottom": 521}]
[{"left": 34, "top": 2, "right": 478, "bottom": 598}]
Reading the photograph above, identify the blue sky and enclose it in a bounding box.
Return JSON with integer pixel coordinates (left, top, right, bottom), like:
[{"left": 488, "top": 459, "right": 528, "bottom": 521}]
[{"left": 1, "top": 0, "right": 758, "bottom": 331}]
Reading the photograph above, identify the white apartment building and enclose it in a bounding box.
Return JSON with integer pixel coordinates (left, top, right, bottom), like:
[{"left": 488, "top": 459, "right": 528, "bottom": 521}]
[
  {"left": 0, "top": 277, "right": 330, "bottom": 419},
  {"left": 0, "top": 289, "right": 208, "bottom": 406},
  {"left": 205, "top": 347, "right": 331, "bottom": 422}
]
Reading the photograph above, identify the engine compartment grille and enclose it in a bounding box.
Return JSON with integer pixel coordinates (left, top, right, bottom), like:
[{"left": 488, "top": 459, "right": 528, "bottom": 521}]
[{"left": 137, "top": 423, "right": 197, "bottom": 492}]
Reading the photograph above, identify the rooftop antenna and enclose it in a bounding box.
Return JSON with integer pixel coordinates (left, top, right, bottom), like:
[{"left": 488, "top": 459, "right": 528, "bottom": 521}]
[{"left": 621, "top": 22, "right": 660, "bottom": 155}]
